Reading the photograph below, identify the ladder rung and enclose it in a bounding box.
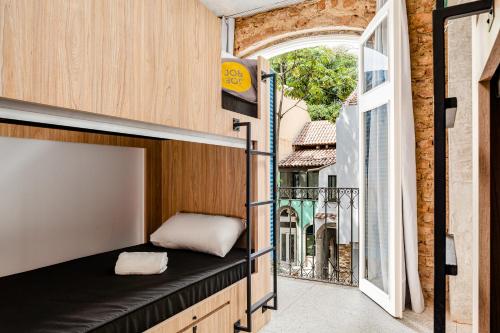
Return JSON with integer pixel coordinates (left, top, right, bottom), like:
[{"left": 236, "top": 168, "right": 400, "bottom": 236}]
[
  {"left": 251, "top": 246, "right": 274, "bottom": 260},
  {"left": 249, "top": 200, "right": 274, "bottom": 207},
  {"left": 249, "top": 292, "right": 275, "bottom": 314},
  {"left": 262, "top": 303, "right": 277, "bottom": 311},
  {"left": 249, "top": 150, "right": 274, "bottom": 157}
]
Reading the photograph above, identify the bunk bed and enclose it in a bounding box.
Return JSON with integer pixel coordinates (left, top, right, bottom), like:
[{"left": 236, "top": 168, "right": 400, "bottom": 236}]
[
  {"left": 0, "top": 1, "right": 277, "bottom": 331},
  {"left": 0, "top": 73, "right": 278, "bottom": 333}
]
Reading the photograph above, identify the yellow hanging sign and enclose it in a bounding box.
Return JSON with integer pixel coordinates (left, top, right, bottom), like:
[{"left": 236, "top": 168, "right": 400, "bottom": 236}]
[{"left": 221, "top": 62, "right": 252, "bottom": 93}]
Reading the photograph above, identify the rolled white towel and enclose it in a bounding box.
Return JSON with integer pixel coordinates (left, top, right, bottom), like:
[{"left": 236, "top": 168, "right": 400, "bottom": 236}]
[{"left": 115, "top": 252, "right": 168, "bottom": 275}]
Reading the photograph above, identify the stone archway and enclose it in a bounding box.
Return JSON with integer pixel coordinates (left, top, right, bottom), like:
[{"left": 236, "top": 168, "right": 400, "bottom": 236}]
[
  {"left": 244, "top": 32, "right": 360, "bottom": 59},
  {"left": 314, "top": 222, "right": 337, "bottom": 279},
  {"left": 238, "top": 28, "right": 361, "bottom": 58},
  {"left": 234, "top": 0, "right": 376, "bottom": 57},
  {"left": 234, "top": 0, "right": 436, "bottom": 298}
]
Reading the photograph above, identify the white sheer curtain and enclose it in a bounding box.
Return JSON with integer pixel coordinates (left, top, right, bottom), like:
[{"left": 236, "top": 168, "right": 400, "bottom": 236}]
[
  {"left": 400, "top": 0, "right": 425, "bottom": 314},
  {"left": 365, "top": 106, "right": 390, "bottom": 293}
]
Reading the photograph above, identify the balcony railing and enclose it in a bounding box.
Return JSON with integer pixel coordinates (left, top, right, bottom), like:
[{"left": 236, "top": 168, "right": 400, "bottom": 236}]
[{"left": 277, "top": 187, "right": 359, "bottom": 286}]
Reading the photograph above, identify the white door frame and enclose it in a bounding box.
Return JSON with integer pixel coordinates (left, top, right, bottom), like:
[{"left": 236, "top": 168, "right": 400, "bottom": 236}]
[{"left": 358, "top": 0, "right": 404, "bottom": 318}]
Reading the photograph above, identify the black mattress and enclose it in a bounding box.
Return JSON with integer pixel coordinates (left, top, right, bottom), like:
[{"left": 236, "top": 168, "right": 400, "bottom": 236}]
[{"left": 0, "top": 243, "right": 247, "bottom": 333}]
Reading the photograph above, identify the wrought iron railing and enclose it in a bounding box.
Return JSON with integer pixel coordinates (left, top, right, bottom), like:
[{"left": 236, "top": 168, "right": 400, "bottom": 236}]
[{"left": 277, "top": 187, "right": 359, "bottom": 286}]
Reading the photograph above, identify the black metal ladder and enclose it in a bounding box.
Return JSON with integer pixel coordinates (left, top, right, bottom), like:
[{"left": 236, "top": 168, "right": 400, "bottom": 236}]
[{"left": 233, "top": 73, "right": 278, "bottom": 333}]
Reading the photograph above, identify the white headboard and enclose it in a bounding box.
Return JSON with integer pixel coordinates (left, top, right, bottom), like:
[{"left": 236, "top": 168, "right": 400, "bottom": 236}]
[{"left": 0, "top": 136, "right": 145, "bottom": 277}]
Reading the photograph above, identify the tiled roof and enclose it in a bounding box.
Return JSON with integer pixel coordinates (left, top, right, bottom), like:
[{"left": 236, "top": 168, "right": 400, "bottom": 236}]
[
  {"left": 293, "top": 121, "right": 336, "bottom": 147},
  {"left": 279, "top": 148, "right": 336, "bottom": 168},
  {"left": 344, "top": 89, "right": 358, "bottom": 106}
]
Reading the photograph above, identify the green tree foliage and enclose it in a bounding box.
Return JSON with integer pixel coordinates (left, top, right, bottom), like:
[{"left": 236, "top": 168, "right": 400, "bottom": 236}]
[
  {"left": 307, "top": 103, "right": 342, "bottom": 122},
  {"left": 270, "top": 47, "right": 357, "bottom": 123}
]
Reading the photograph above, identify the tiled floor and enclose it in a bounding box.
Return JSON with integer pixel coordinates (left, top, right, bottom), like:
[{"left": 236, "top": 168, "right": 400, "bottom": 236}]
[{"left": 260, "top": 277, "right": 472, "bottom": 333}]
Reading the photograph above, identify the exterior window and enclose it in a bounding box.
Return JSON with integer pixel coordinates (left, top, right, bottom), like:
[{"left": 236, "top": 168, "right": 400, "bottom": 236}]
[
  {"left": 281, "top": 234, "right": 287, "bottom": 262},
  {"left": 308, "top": 172, "right": 319, "bottom": 188},
  {"left": 292, "top": 172, "right": 307, "bottom": 198},
  {"left": 307, "top": 171, "right": 319, "bottom": 199},
  {"left": 279, "top": 172, "right": 293, "bottom": 198},
  {"left": 280, "top": 222, "right": 297, "bottom": 229},
  {"left": 305, "top": 225, "right": 315, "bottom": 256},
  {"left": 280, "top": 171, "right": 319, "bottom": 199},
  {"left": 328, "top": 175, "right": 337, "bottom": 202},
  {"left": 363, "top": 18, "right": 389, "bottom": 93},
  {"left": 328, "top": 175, "right": 337, "bottom": 188},
  {"left": 290, "top": 234, "right": 296, "bottom": 262}
]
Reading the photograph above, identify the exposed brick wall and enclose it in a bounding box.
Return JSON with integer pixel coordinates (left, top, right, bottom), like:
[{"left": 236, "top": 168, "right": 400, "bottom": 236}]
[{"left": 234, "top": 0, "right": 435, "bottom": 299}]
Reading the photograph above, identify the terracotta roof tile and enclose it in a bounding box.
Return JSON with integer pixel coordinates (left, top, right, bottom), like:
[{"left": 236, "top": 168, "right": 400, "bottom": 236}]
[
  {"left": 343, "top": 89, "right": 358, "bottom": 106},
  {"left": 279, "top": 148, "right": 336, "bottom": 168},
  {"left": 293, "top": 120, "right": 336, "bottom": 147}
]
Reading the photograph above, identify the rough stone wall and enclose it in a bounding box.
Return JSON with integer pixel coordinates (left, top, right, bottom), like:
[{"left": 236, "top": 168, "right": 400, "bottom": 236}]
[
  {"left": 234, "top": 0, "right": 376, "bottom": 55},
  {"left": 406, "top": 0, "right": 435, "bottom": 300},
  {"left": 339, "top": 244, "right": 353, "bottom": 284},
  {"left": 234, "top": 0, "right": 436, "bottom": 299}
]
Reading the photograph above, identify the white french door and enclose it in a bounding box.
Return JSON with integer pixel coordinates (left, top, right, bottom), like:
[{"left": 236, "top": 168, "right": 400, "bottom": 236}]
[{"left": 358, "top": 0, "right": 404, "bottom": 318}]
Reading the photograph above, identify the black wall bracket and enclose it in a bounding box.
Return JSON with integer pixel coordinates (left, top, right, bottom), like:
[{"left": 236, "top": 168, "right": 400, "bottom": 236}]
[
  {"left": 233, "top": 118, "right": 241, "bottom": 132},
  {"left": 261, "top": 71, "right": 274, "bottom": 81}
]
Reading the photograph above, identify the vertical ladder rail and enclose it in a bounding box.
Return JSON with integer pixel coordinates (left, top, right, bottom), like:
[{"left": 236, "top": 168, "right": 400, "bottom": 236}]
[
  {"left": 233, "top": 120, "right": 253, "bottom": 333},
  {"left": 264, "top": 72, "right": 278, "bottom": 312},
  {"left": 233, "top": 72, "right": 278, "bottom": 333}
]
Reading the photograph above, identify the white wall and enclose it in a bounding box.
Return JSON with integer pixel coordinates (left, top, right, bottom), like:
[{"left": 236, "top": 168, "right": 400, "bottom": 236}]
[
  {"left": 472, "top": 2, "right": 499, "bottom": 331},
  {"left": 313, "top": 164, "right": 337, "bottom": 241},
  {"left": 311, "top": 104, "right": 360, "bottom": 245},
  {"left": 336, "top": 103, "right": 360, "bottom": 244},
  {"left": 447, "top": 9, "right": 473, "bottom": 324},
  {"left": 278, "top": 94, "right": 311, "bottom": 161},
  {"left": 336, "top": 104, "right": 359, "bottom": 189},
  {"left": 0, "top": 137, "right": 145, "bottom": 277},
  {"left": 318, "top": 163, "right": 337, "bottom": 188}
]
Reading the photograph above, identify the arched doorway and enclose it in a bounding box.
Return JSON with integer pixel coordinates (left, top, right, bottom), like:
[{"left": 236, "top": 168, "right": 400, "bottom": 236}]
[{"left": 315, "top": 222, "right": 337, "bottom": 280}]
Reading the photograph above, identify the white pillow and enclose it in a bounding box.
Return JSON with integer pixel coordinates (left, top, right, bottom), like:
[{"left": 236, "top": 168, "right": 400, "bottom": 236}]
[{"left": 150, "top": 213, "right": 246, "bottom": 257}]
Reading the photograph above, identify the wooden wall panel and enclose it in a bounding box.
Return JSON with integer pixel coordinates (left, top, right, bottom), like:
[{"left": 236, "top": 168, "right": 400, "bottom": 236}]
[
  {"left": 0, "top": 1, "right": 273, "bottom": 322},
  {"left": 0, "top": 122, "right": 163, "bottom": 237},
  {"left": 161, "top": 140, "right": 246, "bottom": 223},
  {"left": 478, "top": 36, "right": 499, "bottom": 333},
  {"left": 0, "top": 0, "right": 249, "bottom": 137}
]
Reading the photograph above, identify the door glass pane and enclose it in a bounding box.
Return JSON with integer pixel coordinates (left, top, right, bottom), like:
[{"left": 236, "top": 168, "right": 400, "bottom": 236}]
[
  {"left": 281, "top": 233, "right": 287, "bottom": 261},
  {"left": 290, "top": 234, "right": 295, "bottom": 262},
  {"left": 308, "top": 171, "right": 319, "bottom": 187},
  {"left": 306, "top": 225, "right": 315, "bottom": 256},
  {"left": 328, "top": 175, "right": 337, "bottom": 201},
  {"left": 299, "top": 172, "right": 307, "bottom": 187},
  {"left": 308, "top": 172, "right": 319, "bottom": 199},
  {"left": 280, "top": 172, "right": 291, "bottom": 187},
  {"left": 363, "top": 104, "right": 389, "bottom": 293},
  {"left": 363, "top": 18, "right": 389, "bottom": 93}
]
